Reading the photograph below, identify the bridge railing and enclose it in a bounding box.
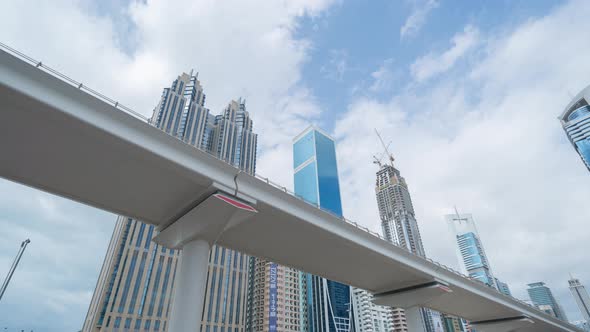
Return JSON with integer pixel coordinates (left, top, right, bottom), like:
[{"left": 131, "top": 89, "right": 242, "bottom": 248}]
[{"left": 0, "top": 41, "right": 546, "bottom": 316}]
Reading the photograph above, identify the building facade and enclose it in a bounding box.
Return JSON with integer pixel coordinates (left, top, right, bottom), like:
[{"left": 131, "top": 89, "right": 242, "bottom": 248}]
[
  {"left": 527, "top": 282, "right": 567, "bottom": 321},
  {"left": 375, "top": 162, "right": 440, "bottom": 332},
  {"left": 246, "top": 260, "right": 304, "bottom": 332},
  {"left": 559, "top": 84, "right": 590, "bottom": 172},
  {"left": 445, "top": 212, "right": 496, "bottom": 289},
  {"left": 569, "top": 277, "right": 590, "bottom": 323},
  {"left": 441, "top": 314, "right": 466, "bottom": 332},
  {"left": 83, "top": 71, "right": 258, "bottom": 332},
  {"left": 351, "top": 288, "right": 393, "bottom": 332},
  {"left": 495, "top": 278, "right": 512, "bottom": 297},
  {"left": 293, "top": 127, "right": 355, "bottom": 332}
]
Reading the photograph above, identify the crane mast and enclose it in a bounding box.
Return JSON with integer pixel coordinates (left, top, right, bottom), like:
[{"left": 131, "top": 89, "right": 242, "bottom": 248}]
[
  {"left": 373, "top": 129, "right": 395, "bottom": 167},
  {"left": 0, "top": 239, "right": 30, "bottom": 302}
]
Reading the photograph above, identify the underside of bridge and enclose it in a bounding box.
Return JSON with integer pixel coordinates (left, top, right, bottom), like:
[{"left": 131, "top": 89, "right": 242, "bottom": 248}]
[{"left": 0, "top": 46, "right": 581, "bottom": 332}]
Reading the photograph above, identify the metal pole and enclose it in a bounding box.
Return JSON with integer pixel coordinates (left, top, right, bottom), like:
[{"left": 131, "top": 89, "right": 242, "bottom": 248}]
[{"left": 0, "top": 239, "right": 30, "bottom": 302}]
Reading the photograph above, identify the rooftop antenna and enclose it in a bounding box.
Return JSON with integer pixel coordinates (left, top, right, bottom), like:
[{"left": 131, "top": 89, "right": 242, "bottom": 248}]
[
  {"left": 374, "top": 129, "right": 394, "bottom": 167},
  {"left": 0, "top": 239, "right": 30, "bottom": 302}
]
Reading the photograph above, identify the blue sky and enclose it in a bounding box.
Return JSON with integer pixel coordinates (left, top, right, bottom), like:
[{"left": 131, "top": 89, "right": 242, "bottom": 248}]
[
  {"left": 299, "top": 0, "right": 562, "bottom": 129},
  {"left": 1, "top": 0, "right": 590, "bottom": 331}
]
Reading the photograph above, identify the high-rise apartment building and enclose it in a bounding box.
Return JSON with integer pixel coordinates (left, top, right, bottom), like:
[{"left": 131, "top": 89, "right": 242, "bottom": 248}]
[
  {"left": 351, "top": 288, "right": 393, "bottom": 332},
  {"left": 83, "top": 71, "right": 258, "bottom": 332},
  {"left": 246, "top": 260, "right": 304, "bottom": 332},
  {"left": 445, "top": 212, "right": 496, "bottom": 288},
  {"left": 441, "top": 314, "right": 465, "bottom": 332},
  {"left": 559, "top": 84, "right": 590, "bottom": 172},
  {"left": 569, "top": 277, "right": 590, "bottom": 323},
  {"left": 293, "top": 127, "right": 354, "bottom": 332},
  {"left": 527, "top": 282, "right": 567, "bottom": 321},
  {"left": 375, "top": 162, "right": 439, "bottom": 332}
]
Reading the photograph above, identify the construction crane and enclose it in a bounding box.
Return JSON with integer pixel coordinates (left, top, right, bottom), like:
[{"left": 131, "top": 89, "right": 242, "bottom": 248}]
[
  {"left": 0, "top": 239, "right": 31, "bottom": 302},
  {"left": 373, "top": 129, "right": 395, "bottom": 167}
]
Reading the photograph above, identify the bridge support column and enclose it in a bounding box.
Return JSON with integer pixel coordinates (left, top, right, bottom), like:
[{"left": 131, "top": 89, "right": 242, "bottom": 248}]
[
  {"left": 168, "top": 239, "right": 210, "bottom": 332},
  {"left": 153, "top": 191, "right": 258, "bottom": 332},
  {"left": 372, "top": 281, "right": 453, "bottom": 332}
]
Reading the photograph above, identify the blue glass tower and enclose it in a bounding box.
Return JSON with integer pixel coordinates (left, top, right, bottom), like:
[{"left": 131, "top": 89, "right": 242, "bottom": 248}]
[
  {"left": 293, "top": 127, "right": 354, "bottom": 332},
  {"left": 527, "top": 282, "right": 567, "bottom": 321},
  {"left": 559, "top": 85, "right": 590, "bottom": 172},
  {"left": 446, "top": 212, "right": 496, "bottom": 288}
]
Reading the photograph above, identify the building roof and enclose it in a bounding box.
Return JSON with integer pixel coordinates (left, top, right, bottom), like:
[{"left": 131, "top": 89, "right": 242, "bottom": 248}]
[{"left": 560, "top": 84, "right": 590, "bottom": 123}]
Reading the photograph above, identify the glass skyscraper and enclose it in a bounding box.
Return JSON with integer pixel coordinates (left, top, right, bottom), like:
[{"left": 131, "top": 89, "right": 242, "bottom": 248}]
[
  {"left": 293, "top": 127, "right": 354, "bottom": 332},
  {"left": 568, "top": 277, "right": 590, "bottom": 323},
  {"left": 445, "top": 212, "right": 496, "bottom": 288},
  {"left": 527, "top": 282, "right": 567, "bottom": 321},
  {"left": 83, "top": 71, "right": 257, "bottom": 332},
  {"left": 375, "top": 162, "right": 440, "bottom": 332},
  {"left": 559, "top": 84, "right": 590, "bottom": 172},
  {"left": 495, "top": 278, "right": 512, "bottom": 297}
]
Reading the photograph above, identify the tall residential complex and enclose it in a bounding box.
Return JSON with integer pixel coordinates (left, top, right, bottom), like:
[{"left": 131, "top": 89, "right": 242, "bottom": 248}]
[
  {"left": 440, "top": 314, "right": 466, "bottom": 332},
  {"left": 568, "top": 276, "right": 590, "bottom": 323},
  {"left": 293, "top": 127, "right": 354, "bottom": 332},
  {"left": 445, "top": 212, "right": 496, "bottom": 288},
  {"left": 375, "top": 162, "right": 441, "bottom": 332},
  {"left": 351, "top": 288, "right": 393, "bottom": 332},
  {"left": 559, "top": 84, "right": 590, "bottom": 172},
  {"left": 83, "top": 71, "right": 258, "bottom": 332},
  {"left": 246, "top": 260, "right": 304, "bottom": 331},
  {"left": 527, "top": 282, "right": 567, "bottom": 321}
]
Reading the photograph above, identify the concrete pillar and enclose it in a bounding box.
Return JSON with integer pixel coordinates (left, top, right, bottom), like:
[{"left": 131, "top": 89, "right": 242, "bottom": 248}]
[{"left": 168, "top": 239, "right": 210, "bottom": 332}]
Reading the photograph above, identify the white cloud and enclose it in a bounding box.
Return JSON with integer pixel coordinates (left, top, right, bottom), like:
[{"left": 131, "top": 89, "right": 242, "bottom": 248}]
[
  {"left": 321, "top": 49, "right": 350, "bottom": 81},
  {"left": 400, "top": 0, "right": 440, "bottom": 39},
  {"left": 369, "top": 58, "right": 396, "bottom": 93},
  {"left": 0, "top": 0, "right": 334, "bottom": 329},
  {"left": 336, "top": 0, "right": 590, "bottom": 320},
  {"left": 411, "top": 24, "right": 480, "bottom": 82}
]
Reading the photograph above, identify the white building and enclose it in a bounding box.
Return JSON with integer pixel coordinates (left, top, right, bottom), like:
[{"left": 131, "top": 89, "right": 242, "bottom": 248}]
[
  {"left": 351, "top": 288, "right": 393, "bottom": 332},
  {"left": 569, "top": 277, "right": 590, "bottom": 323}
]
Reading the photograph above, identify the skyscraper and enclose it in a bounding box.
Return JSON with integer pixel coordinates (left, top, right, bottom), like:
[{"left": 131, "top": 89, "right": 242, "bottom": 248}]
[
  {"left": 246, "top": 260, "right": 303, "bottom": 332},
  {"left": 375, "top": 161, "right": 438, "bottom": 332},
  {"left": 495, "top": 278, "right": 512, "bottom": 297},
  {"left": 445, "top": 211, "right": 496, "bottom": 288},
  {"left": 293, "top": 126, "right": 354, "bottom": 332},
  {"left": 83, "top": 71, "right": 258, "bottom": 332},
  {"left": 568, "top": 276, "right": 590, "bottom": 323},
  {"left": 441, "top": 314, "right": 466, "bottom": 332},
  {"left": 558, "top": 84, "right": 590, "bottom": 172},
  {"left": 527, "top": 282, "right": 567, "bottom": 321}
]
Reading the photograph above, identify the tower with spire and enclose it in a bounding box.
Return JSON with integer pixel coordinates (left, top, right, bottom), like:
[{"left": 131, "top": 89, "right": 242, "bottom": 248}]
[{"left": 373, "top": 130, "right": 438, "bottom": 332}]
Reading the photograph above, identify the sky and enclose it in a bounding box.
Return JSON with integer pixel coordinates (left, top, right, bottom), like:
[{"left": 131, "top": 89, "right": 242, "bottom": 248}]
[{"left": 1, "top": 0, "right": 589, "bottom": 330}]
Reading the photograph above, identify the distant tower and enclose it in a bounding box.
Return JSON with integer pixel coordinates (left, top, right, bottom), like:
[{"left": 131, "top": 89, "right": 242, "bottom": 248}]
[
  {"left": 568, "top": 276, "right": 590, "bottom": 323},
  {"left": 495, "top": 278, "right": 512, "bottom": 297},
  {"left": 445, "top": 210, "right": 496, "bottom": 288},
  {"left": 558, "top": 84, "right": 590, "bottom": 172},
  {"left": 527, "top": 282, "right": 567, "bottom": 321},
  {"left": 373, "top": 130, "right": 438, "bottom": 332}
]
